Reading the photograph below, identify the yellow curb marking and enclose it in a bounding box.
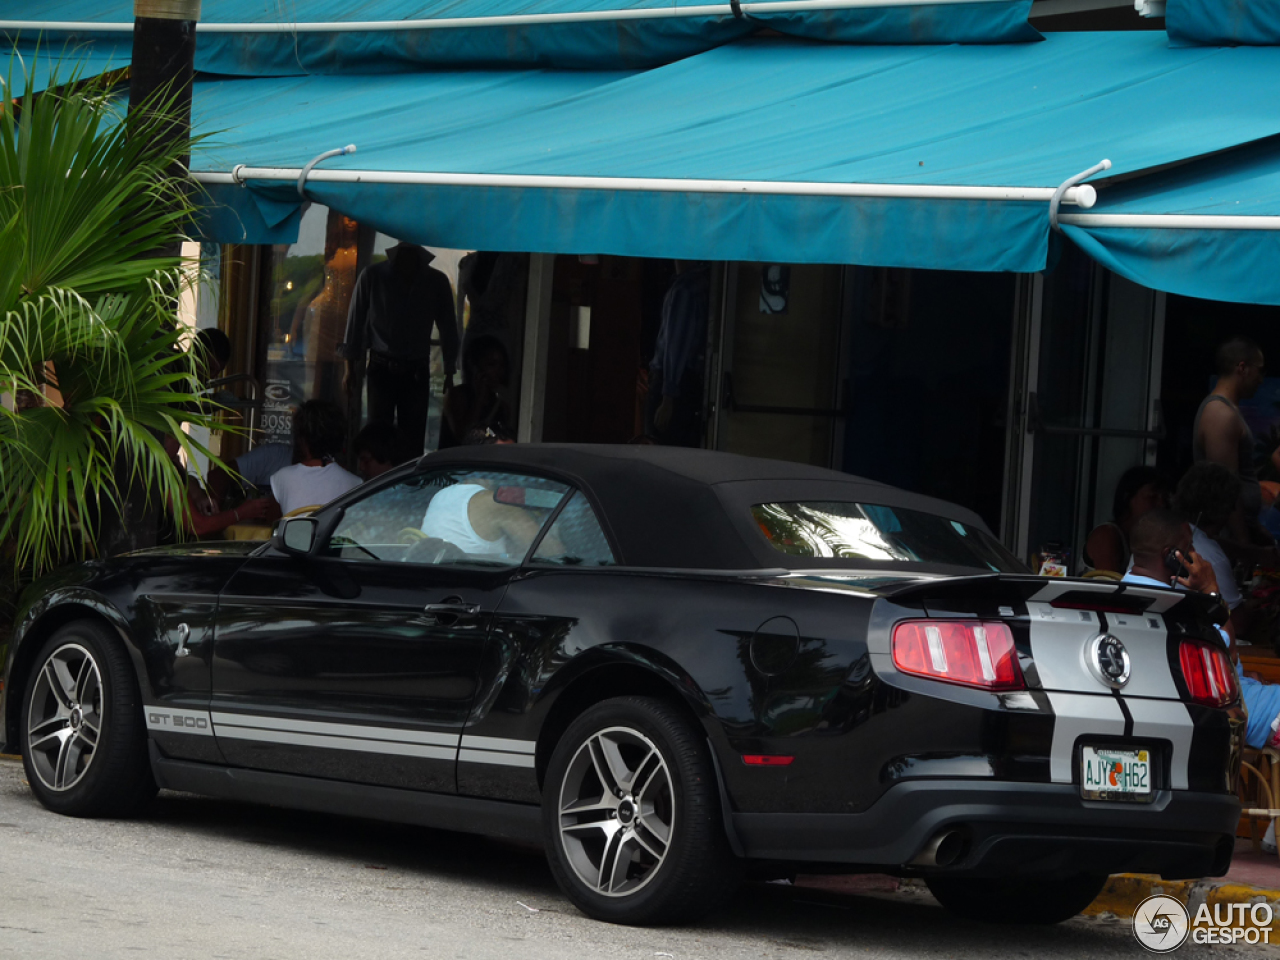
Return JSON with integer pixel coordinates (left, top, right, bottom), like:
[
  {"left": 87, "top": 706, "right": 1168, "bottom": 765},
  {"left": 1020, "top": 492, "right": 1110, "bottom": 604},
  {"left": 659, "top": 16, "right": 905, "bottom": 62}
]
[{"left": 1084, "top": 874, "right": 1280, "bottom": 931}]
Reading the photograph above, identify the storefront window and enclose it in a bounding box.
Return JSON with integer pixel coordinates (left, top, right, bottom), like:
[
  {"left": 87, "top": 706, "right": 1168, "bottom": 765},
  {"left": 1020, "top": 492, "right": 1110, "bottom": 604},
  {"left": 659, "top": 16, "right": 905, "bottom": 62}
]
[
  {"left": 260, "top": 204, "right": 359, "bottom": 447},
  {"left": 258, "top": 207, "right": 478, "bottom": 456}
]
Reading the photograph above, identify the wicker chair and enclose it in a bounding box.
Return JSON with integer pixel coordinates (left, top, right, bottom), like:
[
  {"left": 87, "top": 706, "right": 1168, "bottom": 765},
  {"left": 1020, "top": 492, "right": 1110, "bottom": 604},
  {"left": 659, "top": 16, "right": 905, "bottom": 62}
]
[{"left": 1238, "top": 746, "right": 1280, "bottom": 855}]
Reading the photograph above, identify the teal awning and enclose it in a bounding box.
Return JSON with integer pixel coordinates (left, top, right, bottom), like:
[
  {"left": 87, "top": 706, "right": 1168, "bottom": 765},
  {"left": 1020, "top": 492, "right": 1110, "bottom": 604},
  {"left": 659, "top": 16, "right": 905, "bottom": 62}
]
[
  {"left": 190, "top": 32, "right": 1280, "bottom": 277},
  {"left": 0, "top": 0, "right": 1039, "bottom": 72},
  {"left": 2, "top": 39, "right": 127, "bottom": 96},
  {"left": 1061, "top": 138, "right": 1280, "bottom": 305}
]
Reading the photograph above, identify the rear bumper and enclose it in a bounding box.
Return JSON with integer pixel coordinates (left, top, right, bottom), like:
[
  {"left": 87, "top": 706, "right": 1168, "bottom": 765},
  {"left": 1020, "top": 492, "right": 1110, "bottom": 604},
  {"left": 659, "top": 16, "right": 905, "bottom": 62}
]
[{"left": 732, "top": 779, "right": 1239, "bottom": 880}]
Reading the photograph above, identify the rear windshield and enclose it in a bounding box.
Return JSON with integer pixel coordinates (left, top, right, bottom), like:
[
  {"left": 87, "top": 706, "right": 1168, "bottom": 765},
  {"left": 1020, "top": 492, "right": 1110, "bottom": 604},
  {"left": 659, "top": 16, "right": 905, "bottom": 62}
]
[{"left": 751, "top": 501, "right": 1024, "bottom": 573}]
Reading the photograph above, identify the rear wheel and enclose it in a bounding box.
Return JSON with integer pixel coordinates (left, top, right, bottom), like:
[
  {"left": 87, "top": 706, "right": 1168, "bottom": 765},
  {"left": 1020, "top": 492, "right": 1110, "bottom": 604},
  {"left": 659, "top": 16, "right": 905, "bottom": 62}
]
[
  {"left": 21, "top": 620, "right": 156, "bottom": 817},
  {"left": 925, "top": 873, "right": 1108, "bottom": 925},
  {"left": 543, "top": 696, "right": 740, "bottom": 925}
]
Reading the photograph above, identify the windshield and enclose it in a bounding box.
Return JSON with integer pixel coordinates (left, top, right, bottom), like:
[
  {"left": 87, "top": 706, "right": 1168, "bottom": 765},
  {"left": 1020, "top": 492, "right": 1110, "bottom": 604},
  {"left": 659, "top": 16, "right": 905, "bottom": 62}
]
[{"left": 751, "top": 501, "right": 1025, "bottom": 573}]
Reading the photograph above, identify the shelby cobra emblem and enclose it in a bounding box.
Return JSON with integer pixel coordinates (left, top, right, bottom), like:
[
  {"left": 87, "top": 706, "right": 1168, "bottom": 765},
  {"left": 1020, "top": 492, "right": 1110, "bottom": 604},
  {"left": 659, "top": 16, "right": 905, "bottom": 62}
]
[{"left": 1087, "top": 633, "right": 1131, "bottom": 689}]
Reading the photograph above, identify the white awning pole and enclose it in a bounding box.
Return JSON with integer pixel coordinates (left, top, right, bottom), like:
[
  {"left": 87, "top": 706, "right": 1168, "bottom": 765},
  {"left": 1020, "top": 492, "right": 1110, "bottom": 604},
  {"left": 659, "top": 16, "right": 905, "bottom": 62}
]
[
  {"left": 1049, "top": 158, "right": 1111, "bottom": 231},
  {"left": 1059, "top": 213, "right": 1280, "bottom": 231},
  {"left": 198, "top": 167, "right": 1100, "bottom": 207},
  {"left": 294, "top": 144, "right": 357, "bottom": 198},
  {"left": 0, "top": 1, "right": 1016, "bottom": 34}
]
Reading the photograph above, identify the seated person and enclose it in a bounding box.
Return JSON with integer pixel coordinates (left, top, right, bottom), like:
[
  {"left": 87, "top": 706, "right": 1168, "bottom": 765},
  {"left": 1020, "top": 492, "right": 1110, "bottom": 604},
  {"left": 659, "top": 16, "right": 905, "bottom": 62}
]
[
  {"left": 270, "top": 400, "right": 362, "bottom": 515},
  {"left": 353, "top": 422, "right": 409, "bottom": 482},
  {"left": 421, "top": 479, "right": 560, "bottom": 561},
  {"left": 1173, "top": 462, "right": 1244, "bottom": 633},
  {"left": 1084, "top": 465, "right": 1167, "bottom": 575},
  {"left": 1122, "top": 507, "right": 1228, "bottom": 622},
  {"left": 204, "top": 441, "right": 292, "bottom": 511},
  {"left": 163, "top": 434, "right": 275, "bottom": 537}
]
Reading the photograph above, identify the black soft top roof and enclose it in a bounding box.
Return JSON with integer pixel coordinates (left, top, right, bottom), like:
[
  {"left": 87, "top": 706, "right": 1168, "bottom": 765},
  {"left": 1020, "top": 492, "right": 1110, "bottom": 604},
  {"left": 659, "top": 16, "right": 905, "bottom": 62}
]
[{"left": 420, "top": 444, "right": 990, "bottom": 570}]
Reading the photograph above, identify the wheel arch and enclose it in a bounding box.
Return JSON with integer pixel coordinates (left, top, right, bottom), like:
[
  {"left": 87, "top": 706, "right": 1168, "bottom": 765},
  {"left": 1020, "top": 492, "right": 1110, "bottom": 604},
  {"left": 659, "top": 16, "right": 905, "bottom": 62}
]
[
  {"left": 3, "top": 592, "right": 136, "bottom": 753},
  {"left": 533, "top": 646, "right": 721, "bottom": 791}
]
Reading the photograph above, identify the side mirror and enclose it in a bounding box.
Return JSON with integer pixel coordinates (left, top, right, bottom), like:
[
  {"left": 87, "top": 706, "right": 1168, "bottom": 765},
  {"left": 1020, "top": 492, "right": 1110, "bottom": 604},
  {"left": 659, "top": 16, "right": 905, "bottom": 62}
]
[{"left": 277, "top": 517, "right": 319, "bottom": 557}]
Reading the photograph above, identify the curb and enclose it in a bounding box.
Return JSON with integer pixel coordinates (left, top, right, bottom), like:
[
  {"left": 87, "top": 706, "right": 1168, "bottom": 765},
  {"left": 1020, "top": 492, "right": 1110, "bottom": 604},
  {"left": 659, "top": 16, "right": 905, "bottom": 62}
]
[
  {"left": 796, "top": 871, "right": 1280, "bottom": 930},
  {"left": 1084, "top": 874, "right": 1280, "bottom": 930}
]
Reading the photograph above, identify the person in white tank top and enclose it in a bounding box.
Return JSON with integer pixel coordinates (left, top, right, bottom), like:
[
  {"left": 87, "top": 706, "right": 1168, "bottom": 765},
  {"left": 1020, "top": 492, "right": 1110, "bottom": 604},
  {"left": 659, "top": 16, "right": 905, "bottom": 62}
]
[
  {"left": 421, "top": 483, "right": 509, "bottom": 556},
  {"left": 421, "top": 479, "right": 564, "bottom": 560}
]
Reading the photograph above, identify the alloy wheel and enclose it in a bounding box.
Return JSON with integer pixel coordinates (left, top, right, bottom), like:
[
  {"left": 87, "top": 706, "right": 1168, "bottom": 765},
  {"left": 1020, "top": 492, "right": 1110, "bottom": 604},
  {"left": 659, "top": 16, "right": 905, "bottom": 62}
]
[
  {"left": 26, "top": 643, "right": 104, "bottom": 792},
  {"left": 557, "top": 725, "right": 675, "bottom": 897}
]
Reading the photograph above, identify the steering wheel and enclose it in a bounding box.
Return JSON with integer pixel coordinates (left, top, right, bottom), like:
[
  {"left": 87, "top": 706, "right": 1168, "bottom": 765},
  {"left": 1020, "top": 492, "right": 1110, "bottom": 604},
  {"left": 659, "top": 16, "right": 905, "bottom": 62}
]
[{"left": 403, "top": 536, "right": 467, "bottom": 565}]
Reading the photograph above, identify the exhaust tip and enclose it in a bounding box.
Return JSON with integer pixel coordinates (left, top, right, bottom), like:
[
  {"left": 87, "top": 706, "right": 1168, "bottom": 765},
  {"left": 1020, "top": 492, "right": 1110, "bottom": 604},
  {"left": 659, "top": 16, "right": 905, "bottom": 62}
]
[{"left": 910, "top": 829, "right": 968, "bottom": 868}]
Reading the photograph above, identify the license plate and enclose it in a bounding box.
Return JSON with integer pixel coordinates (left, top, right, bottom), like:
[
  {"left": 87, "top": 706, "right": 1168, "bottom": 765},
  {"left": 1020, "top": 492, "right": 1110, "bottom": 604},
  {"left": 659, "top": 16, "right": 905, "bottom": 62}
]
[{"left": 1080, "top": 746, "right": 1153, "bottom": 802}]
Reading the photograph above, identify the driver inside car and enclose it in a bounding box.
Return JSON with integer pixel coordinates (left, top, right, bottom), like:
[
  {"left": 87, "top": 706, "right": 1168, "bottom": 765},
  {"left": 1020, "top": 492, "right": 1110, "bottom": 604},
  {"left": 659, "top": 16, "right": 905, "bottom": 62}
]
[{"left": 421, "top": 479, "right": 563, "bottom": 560}]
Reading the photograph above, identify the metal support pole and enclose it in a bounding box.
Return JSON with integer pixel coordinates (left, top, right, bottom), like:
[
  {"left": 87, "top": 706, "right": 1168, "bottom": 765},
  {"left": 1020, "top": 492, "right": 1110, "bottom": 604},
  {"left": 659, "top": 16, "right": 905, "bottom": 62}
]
[{"left": 518, "top": 254, "right": 555, "bottom": 443}]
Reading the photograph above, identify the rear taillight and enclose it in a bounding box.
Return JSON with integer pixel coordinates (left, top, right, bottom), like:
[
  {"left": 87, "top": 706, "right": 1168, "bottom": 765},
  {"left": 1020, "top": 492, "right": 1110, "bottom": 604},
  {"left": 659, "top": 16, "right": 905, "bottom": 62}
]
[
  {"left": 1178, "top": 639, "right": 1239, "bottom": 708},
  {"left": 892, "top": 621, "right": 1024, "bottom": 691}
]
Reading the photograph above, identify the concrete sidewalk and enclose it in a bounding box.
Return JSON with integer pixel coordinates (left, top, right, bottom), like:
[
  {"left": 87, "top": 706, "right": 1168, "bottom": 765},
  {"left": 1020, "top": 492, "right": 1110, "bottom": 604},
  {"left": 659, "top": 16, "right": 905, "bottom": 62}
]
[{"left": 796, "top": 837, "right": 1280, "bottom": 927}]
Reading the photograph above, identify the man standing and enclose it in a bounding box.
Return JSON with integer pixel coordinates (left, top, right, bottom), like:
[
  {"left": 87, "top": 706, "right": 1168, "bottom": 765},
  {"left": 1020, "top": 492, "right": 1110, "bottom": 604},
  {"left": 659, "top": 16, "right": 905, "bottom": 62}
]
[
  {"left": 339, "top": 243, "right": 458, "bottom": 456},
  {"left": 1194, "top": 335, "right": 1266, "bottom": 541}
]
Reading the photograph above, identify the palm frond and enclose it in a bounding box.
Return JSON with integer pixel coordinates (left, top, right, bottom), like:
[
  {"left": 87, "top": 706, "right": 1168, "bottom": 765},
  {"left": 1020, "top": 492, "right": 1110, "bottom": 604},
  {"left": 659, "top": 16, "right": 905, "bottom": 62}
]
[{"left": 0, "top": 54, "right": 225, "bottom": 575}]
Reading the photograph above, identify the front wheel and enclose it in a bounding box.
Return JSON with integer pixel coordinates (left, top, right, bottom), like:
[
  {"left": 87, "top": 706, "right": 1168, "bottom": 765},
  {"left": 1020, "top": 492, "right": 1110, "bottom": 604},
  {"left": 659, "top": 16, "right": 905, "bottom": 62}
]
[
  {"left": 925, "top": 873, "right": 1108, "bottom": 925},
  {"left": 21, "top": 620, "right": 156, "bottom": 818},
  {"left": 543, "top": 696, "right": 740, "bottom": 925}
]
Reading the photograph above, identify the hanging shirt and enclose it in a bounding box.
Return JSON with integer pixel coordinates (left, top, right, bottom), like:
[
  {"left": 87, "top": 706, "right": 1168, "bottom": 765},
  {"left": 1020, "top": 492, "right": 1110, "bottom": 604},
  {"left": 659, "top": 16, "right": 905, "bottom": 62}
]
[{"left": 649, "top": 264, "right": 711, "bottom": 398}]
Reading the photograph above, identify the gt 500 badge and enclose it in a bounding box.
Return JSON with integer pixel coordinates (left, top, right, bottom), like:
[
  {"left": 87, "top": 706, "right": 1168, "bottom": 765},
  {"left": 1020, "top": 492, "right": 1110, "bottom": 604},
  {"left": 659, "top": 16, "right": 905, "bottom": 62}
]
[{"left": 145, "top": 708, "right": 213, "bottom": 736}]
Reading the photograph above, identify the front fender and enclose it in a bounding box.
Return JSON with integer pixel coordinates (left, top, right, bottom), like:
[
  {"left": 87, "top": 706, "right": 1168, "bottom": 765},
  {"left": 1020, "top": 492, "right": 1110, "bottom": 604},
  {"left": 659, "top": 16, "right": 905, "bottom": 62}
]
[{"left": 2, "top": 583, "right": 137, "bottom": 753}]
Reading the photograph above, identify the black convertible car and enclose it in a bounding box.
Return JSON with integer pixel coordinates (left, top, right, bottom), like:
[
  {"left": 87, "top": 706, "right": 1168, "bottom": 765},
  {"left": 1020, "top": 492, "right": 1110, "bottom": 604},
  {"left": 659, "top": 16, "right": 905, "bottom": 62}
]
[{"left": 1, "top": 445, "right": 1243, "bottom": 925}]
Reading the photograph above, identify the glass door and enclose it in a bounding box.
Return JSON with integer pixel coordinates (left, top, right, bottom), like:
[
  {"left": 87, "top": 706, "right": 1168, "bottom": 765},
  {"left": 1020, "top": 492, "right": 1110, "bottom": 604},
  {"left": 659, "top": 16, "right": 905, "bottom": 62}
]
[{"left": 1007, "top": 244, "right": 1166, "bottom": 571}]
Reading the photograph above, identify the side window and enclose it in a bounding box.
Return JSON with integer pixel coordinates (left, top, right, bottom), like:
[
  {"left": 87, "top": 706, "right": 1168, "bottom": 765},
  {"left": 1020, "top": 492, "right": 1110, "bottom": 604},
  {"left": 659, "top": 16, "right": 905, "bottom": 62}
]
[
  {"left": 326, "top": 469, "right": 569, "bottom": 567},
  {"left": 531, "top": 491, "right": 616, "bottom": 567}
]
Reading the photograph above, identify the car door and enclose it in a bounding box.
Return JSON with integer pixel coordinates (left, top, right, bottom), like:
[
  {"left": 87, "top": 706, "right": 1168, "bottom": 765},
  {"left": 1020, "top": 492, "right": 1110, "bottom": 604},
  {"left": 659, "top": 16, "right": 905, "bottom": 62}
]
[{"left": 210, "top": 466, "right": 571, "bottom": 794}]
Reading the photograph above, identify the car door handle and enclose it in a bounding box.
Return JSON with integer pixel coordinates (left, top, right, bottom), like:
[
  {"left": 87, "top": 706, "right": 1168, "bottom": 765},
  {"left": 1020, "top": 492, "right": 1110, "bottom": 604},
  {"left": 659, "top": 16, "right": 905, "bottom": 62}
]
[{"left": 423, "top": 601, "right": 482, "bottom": 617}]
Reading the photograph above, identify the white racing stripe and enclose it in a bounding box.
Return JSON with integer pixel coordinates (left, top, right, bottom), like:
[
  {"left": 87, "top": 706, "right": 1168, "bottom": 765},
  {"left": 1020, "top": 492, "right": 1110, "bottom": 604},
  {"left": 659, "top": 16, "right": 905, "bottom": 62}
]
[
  {"left": 211, "top": 712, "right": 457, "bottom": 746},
  {"left": 459, "top": 734, "right": 537, "bottom": 770},
  {"left": 210, "top": 711, "right": 458, "bottom": 760},
  {"left": 1045, "top": 691, "right": 1126, "bottom": 783},
  {"left": 1027, "top": 602, "right": 1179, "bottom": 699},
  {"left": 150, "top": 709, "right": 540, "bottom": 768},
  {"left": 1126, "top": 697, "right": 1195, "bottom": 791}
]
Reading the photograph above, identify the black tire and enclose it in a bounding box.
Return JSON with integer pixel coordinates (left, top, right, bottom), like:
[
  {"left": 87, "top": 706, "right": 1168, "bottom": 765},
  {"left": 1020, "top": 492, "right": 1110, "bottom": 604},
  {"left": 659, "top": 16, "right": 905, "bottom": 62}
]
[
  {"left": 542, "top": 696, "right": 740, "bottom": 925},
  {"left": 20, "top": 619, "right": 156, "bottom": 818},
  {"left": 925, "top": 873, "right": 1108, "bottom": 925}
]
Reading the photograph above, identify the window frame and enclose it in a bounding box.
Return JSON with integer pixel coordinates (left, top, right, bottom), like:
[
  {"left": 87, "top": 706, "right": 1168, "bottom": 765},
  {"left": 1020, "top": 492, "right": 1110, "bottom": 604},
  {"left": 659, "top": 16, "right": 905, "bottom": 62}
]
[
  {"left": 307, "top": 462, "right": 622, "bottom": 570},
  {"left": 524, "top": 488, "right": 618, "bottom": 569}
]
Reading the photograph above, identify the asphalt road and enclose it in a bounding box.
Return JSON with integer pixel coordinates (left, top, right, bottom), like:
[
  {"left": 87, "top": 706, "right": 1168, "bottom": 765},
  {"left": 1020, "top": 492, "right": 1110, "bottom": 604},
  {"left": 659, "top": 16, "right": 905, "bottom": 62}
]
[{"left": 0, "top": 758, "right": 1271, "bottom": 960}]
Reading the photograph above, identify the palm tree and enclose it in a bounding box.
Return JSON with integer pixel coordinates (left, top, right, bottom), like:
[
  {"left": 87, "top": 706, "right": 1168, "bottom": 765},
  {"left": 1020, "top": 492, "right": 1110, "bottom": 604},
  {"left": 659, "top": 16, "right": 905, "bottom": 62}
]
[{"left": 0, "top": 60, "right": 219, "bottom": 578}]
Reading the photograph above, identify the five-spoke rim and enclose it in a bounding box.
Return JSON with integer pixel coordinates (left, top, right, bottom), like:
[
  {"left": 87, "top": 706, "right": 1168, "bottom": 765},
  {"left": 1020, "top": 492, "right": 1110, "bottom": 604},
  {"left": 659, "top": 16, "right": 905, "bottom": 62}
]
[
  {"left": 558, "top": 725, "right": 674, "bottom": 898},
  {"left": 26, "top": 643, "right": 103, "bottom": 793}
]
